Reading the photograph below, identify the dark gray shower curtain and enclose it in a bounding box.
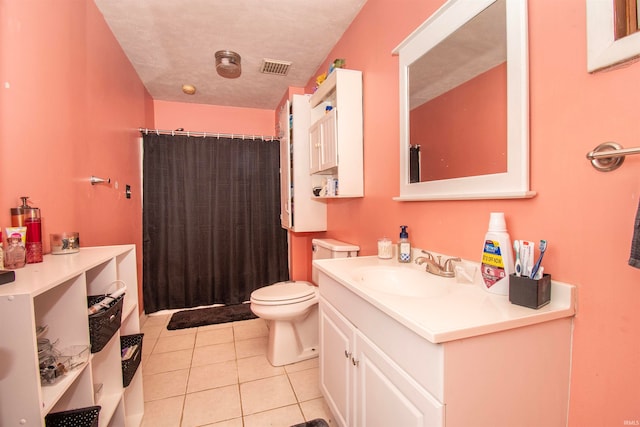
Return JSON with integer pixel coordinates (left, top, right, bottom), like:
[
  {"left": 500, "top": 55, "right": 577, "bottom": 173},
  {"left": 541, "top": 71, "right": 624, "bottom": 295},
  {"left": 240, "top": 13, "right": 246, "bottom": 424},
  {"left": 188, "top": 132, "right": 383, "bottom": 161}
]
[{"left": 142, "top": 133, "right": 289, "bottom": 313}]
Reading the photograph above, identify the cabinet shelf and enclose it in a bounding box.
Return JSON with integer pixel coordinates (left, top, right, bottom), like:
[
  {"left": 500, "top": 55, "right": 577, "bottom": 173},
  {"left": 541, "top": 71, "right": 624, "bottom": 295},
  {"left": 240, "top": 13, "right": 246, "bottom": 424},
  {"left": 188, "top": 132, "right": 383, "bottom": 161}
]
[
  {"left": 41, "top": 363, "right": 90, "bottom": 415},
  {"left": 0, "top": 245, "right": 143, "bottom": 427}
]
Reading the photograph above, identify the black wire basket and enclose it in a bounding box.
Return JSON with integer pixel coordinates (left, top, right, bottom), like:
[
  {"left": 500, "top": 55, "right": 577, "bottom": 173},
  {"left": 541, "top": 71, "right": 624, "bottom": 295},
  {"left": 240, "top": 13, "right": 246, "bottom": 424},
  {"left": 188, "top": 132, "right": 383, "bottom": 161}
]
[
  {"left": 120, "top": 333, "right": 144, "bottom": 387},
  {"left": 45, "top": 405, "right": 101, "bottom": 427},
  {"left": 87, "top": 294, "right": 124, "bottom": 353}
]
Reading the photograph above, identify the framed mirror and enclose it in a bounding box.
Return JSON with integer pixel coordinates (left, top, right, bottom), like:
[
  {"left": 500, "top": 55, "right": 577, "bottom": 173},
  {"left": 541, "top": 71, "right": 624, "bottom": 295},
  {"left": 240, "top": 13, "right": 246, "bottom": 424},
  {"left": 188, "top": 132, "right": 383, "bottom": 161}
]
[
  {"left": 587, "top": 0, "right": 640, "bottom": 72},
  {"left": 393, "top": 0, "right": 535, "bottom": 200}
]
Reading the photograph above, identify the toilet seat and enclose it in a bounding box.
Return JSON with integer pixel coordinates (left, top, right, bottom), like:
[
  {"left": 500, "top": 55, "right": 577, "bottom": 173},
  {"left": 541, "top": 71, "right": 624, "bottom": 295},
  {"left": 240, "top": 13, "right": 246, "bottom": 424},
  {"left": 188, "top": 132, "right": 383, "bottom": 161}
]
[{"left": 251, "top": 281, "right": 317, "bottom": 306}]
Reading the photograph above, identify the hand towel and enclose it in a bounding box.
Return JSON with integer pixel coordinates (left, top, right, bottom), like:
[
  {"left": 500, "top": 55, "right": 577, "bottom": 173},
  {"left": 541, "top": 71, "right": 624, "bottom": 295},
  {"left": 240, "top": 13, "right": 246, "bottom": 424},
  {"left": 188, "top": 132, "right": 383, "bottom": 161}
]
[{"left": 629, "top": 198, "right": 640, "bottom": 268}]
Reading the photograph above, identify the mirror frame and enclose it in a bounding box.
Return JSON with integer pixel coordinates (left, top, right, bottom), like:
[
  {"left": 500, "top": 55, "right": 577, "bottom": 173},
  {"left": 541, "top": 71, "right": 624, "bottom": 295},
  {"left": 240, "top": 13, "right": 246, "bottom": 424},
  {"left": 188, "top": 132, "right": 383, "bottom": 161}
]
[
  {"left": 393, "top": 0, "right": 535, "bottom": 201},
  {"left": 586, "top": 0, "right": 640, "bottom": 72}
]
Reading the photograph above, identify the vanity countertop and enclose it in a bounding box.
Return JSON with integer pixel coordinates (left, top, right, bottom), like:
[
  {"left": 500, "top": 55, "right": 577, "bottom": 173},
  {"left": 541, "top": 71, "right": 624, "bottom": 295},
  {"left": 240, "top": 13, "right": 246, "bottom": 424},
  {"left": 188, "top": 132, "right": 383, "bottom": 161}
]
[{"left": 313, "top": 255, "right": 576, "bottom": 344}]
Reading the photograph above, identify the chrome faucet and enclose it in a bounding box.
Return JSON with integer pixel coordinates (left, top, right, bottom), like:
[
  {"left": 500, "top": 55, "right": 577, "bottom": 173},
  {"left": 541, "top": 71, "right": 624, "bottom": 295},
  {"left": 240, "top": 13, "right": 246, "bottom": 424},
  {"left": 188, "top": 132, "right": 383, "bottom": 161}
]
[{"left": 415, "top": 250, "right": 461, "bottom": 278}]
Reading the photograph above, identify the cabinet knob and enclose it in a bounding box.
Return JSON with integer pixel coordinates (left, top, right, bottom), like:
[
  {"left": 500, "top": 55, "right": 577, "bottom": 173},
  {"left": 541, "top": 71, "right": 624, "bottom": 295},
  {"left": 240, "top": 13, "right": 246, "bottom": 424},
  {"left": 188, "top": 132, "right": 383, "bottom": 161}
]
[
  {"left": 351, "top": 357, "right": 359, "bottom": 367},
  {"left": 344, "top": 350, "right": 351, "bottom": 359}
]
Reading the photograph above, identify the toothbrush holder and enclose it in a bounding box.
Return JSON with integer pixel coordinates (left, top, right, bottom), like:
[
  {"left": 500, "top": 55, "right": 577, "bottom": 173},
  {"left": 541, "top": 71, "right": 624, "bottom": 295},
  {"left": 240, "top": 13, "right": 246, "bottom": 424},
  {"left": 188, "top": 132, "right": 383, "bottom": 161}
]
[{"left": 508, "top": 273, "right": 551, "bottom": 309}]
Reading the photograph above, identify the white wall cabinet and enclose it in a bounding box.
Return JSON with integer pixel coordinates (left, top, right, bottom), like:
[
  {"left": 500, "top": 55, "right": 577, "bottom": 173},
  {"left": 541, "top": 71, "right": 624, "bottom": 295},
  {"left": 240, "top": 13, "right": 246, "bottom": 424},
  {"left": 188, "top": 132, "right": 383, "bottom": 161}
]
[
  {"left": 280, "top": 94, "right": 327, "bottom": 232},
  {"left": 308, "top": 68, "right": 363, "bottom": 198},
  {"left": 318, "top": 270, "right": 573, "bottom": 427},
  {"left": 0, "top": 245, "right": 144, "bottom": 427}
]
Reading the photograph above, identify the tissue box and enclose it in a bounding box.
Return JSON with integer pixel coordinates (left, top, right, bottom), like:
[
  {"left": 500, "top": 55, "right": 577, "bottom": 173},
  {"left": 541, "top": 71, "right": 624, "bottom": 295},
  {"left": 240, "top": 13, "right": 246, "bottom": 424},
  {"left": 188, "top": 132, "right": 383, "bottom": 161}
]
[
  {"left": 509, "top": 273, "right": 551, "bottom": 309},
  {"left": 0, "top": 270, "right": 16, "bottom": 285}
]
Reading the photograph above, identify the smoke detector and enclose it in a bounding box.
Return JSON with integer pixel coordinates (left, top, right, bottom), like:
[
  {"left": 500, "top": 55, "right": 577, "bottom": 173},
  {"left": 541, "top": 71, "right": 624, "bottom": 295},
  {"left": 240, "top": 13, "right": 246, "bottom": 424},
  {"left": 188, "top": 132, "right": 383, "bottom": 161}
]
[
  {"left": 260, "top": 59, "right": 292, "bottom": 76},
  {"left": 215, "top": 50, "right": 241, "bottom": 79}
]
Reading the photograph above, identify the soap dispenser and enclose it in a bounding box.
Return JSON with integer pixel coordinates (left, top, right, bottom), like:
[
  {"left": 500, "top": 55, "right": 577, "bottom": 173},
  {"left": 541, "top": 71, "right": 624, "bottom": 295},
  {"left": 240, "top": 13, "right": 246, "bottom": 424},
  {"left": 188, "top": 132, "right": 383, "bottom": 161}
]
[{"left": 398, "top": 225, "right": 411, "bottom": 263}]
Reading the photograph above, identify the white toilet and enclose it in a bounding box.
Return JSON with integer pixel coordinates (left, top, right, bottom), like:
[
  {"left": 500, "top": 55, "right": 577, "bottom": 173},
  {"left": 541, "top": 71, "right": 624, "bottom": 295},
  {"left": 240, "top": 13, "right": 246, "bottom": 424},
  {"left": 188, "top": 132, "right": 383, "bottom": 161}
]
[{"left": 250, "top": 238, "right": 359, "bottom": 366}]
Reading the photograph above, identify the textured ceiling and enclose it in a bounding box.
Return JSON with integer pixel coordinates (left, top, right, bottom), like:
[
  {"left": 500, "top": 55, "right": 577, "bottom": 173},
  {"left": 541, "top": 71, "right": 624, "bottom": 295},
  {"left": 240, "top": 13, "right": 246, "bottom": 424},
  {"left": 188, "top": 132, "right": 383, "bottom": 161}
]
[{"left": 94, "top": 0, "right": 368, "bottom": 110}]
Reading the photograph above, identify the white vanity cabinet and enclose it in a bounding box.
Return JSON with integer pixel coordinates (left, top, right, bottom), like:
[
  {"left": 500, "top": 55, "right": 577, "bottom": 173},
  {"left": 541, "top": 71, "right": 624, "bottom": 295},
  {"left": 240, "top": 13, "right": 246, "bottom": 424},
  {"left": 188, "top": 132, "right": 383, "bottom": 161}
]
[
  {"left": 317, "top": 264, "right": 574, "bottom": 427},
  {"left": 308, "top": 68, "right": 363, "bottom": 198},
  {"left": 320, "top": 298, "right": 444, "bottom": 427},
  {"left": 0, "top": 245, "right": 144, "bottom": 427},
  {"left": 279, "top": 94, "right": 327, "bottom": 231}
]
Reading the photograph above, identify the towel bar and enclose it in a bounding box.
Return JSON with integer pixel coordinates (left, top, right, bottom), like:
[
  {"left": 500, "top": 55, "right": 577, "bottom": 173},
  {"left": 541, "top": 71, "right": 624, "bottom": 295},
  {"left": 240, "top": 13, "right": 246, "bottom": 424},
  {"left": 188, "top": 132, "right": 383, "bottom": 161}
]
[{"left": 586, "top": 142, "right": 640, "bottom": 172}]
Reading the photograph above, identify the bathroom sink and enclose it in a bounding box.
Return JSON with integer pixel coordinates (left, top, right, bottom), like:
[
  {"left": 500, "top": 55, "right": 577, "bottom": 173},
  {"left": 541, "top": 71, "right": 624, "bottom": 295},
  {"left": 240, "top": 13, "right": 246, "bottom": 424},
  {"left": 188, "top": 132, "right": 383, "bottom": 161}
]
[{"left": 351, "top": 265, "right": 448, "bottom": 298}]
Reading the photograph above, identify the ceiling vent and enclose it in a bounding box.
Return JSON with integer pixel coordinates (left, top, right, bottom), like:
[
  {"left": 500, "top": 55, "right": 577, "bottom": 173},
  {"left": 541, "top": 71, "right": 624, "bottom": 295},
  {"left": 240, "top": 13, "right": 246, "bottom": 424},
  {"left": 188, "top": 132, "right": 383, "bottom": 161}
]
[{"left": 260, "top": 59, "right": 292, "bottom": 76}]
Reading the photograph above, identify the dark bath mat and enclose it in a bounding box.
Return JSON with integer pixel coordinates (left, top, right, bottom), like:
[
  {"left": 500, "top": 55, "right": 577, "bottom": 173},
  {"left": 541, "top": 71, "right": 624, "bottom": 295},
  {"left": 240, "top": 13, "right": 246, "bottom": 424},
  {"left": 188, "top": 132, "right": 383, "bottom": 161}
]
[
  {"left": 291, "top": 419, "right": 330, "bottom": 427},
  {"left": 166, "top": 303, "right": 257, "bottom": 330}
]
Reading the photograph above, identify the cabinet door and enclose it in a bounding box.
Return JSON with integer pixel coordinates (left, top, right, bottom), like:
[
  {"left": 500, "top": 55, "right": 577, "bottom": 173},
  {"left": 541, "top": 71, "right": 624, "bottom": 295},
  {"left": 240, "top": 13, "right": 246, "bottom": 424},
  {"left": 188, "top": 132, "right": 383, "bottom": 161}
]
[
  {"left": 319, "top": 300, "right": 355, "bottom": 427},
  {"left": 279, "top": 99, "right": 292, "bottom": 229},
  {"left": 319, "top": 109, "right": 338, "bottom": 171},
  {"left": 309, "top": 119, "right": 322, "bottom": 174},
  {"left": 354, "top": 332, "right": 444, "bottom": 427},
  {"left": 309, "top": 111, "right": 338, "bottom": 174}
]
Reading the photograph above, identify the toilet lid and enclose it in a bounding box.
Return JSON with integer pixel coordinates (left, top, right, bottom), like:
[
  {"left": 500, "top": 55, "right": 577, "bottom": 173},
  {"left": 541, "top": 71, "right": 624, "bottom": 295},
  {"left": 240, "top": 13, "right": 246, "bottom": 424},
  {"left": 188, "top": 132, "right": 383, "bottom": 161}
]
[{"left": 251, "top": 281, "right": 316, "bottom": 303}]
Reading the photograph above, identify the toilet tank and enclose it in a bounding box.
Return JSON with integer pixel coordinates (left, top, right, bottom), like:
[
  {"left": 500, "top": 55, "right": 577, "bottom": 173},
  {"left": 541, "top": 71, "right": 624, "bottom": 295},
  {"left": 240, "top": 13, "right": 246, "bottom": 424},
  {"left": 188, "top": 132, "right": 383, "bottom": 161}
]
[{"left": 311, "top": 238, "right": 359, "bottom": 284}]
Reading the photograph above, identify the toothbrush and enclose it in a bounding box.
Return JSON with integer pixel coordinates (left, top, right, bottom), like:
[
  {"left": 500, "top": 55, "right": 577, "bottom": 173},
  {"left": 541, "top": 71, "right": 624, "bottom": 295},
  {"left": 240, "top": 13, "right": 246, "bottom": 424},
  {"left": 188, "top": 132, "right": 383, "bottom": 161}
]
[
  {"left": 513, "top": 240, "right": 522, "bottom": 277},
  {"left": 529, "top": 240, "right": 547, "bottom": 279}
]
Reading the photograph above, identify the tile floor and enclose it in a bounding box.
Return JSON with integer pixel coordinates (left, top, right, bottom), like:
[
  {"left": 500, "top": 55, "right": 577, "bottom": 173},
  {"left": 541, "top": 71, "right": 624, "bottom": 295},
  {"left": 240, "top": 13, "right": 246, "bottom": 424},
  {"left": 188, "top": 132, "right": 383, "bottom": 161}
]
[{"left": 140, "top": 313, "right": 335, "bottom": 427}]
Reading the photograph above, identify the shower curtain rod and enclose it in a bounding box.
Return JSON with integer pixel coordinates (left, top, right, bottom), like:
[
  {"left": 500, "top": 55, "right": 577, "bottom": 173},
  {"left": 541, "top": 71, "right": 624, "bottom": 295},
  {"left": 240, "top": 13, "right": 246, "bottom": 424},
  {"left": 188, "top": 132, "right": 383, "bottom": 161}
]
[{"left": 138, "top": 127, "right": 278, "bottom": 141}]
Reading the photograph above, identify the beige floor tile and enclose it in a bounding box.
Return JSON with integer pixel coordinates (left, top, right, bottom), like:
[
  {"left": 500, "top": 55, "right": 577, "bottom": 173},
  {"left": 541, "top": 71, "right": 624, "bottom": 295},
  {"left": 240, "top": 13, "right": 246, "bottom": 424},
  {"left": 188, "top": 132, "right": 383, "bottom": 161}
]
[
  {"left": 160, "top": 326, "right": 198, "bottom": 337},
  {"left": 140, "top": 317, "right": 332, "bottom": 425},
  {"left": 187, "top": 360, "right": 238, "bottom": 393},
  {"left": 142, "top": 334, "right": 159, "bottom": 361},
  {"left": 288, "top": 367, "right": 322, "bottom": 402},
  {"left": 181, "top": 385, "right": 242, "bottom": 427},
  {"left": 198, "top": 322, "right": 235, "bottom": 332},
  {"left": 240, "top": 375, "right": 297, "bottom": 415},
  {"left": 153, "top": 333, "right": 196, "bottom": 354},
  {"left": 196, "top": 327, "right": 234, "bottom": 347},
  {"left": 236, "top": 354, "right": 284, "bottom": 383},
  {"left": 192, "top": 341, "right": 236, "bottom": 367},
  {"left": 144, "top": 348, "right": 193, "bottom": 375},
  {"left": 200, "top": 418, "right": 243, "bottom": 427},
  {"left": 243, "top": 404, "right": 305, "bottom": 427},
  {"left": 143, "top": 369, "right": 189, "bottom": 401},
  {"left": 284, "top": 356, "right": 319, "bottom": 373},
  {"left": 141, "top": 395, "right": 184, "bottom": 427},
  {"left": 144, "top": 314, "right": 170, "bottom": 328},
  {"left": 141, "top": 324, "right": 163, "bottom": 340},
  {"left": 233, "top": 318, "right": 268, "bottom": 341},
  {"left": 299, "top": 397, "right": 335, "bottom": 425},
  {"left": 235, "top": 336, "right": 268, "bottom": 359}
]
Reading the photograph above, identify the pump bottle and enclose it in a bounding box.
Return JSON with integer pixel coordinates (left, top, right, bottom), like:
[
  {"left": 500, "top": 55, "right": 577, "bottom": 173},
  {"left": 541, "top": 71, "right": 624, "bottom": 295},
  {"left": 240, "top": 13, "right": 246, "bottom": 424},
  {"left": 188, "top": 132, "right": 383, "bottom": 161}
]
[
  {"left": 398, "top": 225, "right": 412, "bottom": 263},
  {"left": 481, "top": 212, "right": 513, "bottom": 295}
]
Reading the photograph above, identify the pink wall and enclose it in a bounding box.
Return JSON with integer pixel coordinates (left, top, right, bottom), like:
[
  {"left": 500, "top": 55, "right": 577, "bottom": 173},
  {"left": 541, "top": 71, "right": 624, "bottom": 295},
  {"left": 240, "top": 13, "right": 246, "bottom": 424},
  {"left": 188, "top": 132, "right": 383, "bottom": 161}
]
[
  {"left": 411, "top": 63, "right": 507, "bottom": 180},
  {"left": 304, "top": 0, "right": 640, "bottom": 425},
  {"left": 5, "top": 0, "right": 638, "bottom": 424},
  {"left": 1, "top": 0, "right": 151, "bottom": 308},
  {"left": 153, "top": 100, "right": 275, "bottom": 137}
]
